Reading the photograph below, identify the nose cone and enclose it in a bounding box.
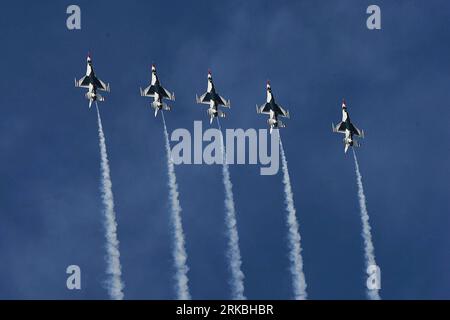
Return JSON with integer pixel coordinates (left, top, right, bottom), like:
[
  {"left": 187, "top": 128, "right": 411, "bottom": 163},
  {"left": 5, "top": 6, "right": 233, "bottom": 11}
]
[
  {"left": 266, "top": 80, "right": 271, "bottom": 90},
  {"left": 342, "top": 99, "right": 347, "bottom": 109},
  {"left": 87, "top": 52, "right": 92, "bottom": 62},
  {"left": 152, "top": 64, "right": 156, "bottom": 73},
  {"left": 208, "top": 69, "right": 212, "bottom": 79}
]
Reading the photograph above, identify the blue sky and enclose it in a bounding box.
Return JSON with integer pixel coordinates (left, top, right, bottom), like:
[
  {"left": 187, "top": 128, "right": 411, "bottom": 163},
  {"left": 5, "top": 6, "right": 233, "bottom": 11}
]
[{"left": 0, "top": 0, "right": 449, "bottom": 299}]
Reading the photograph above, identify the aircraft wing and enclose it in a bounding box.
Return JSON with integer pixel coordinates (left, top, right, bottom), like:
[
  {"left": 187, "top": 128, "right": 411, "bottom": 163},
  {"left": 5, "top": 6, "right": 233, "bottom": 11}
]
[
  {"left": 256, "top": 103, "right": 271, "bottom": 115},
  {"left": 75, "top": 76, "right": 90, "bottom": 88},
  {"left": 333, "top": 121, "right": 346, "bottom": 133},
  {"left": 94, "top": 76, "right": 110, "bottom": 92},
  {"left": 350, "top": 123, "right": 364, "bottom": 137},
  {"left": 141, "top": 84, "right": 156, "bottom": 97},
  {"left": 161, "top": 86, "right": 175, "bottom": 101},
  {"left": 196, "top": 92, "right": 211, "bottom": 104},
  {"left": 275, "top": 104, "right": 290, "bottom": 118},
  {"left": 217, "top": 95, "right": 230, "bottom": 107}
]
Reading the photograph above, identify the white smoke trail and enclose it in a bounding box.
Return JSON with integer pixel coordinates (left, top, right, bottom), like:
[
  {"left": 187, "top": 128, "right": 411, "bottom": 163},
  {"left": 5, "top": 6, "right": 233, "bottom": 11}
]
[
  {"left": 279, "top": 136, "right": 308, "bottom": 300},
  {"left": 217, "top": 118, "right": 246, "bottom": 300},
  {"left": 161, "top": 111, "right": 191, "bottom": 300},
  {"left": 352, "top": 149, "right": 381, "bottom": 300},
  {"left": 95, "top": 103, "right": 124, "bottom": 300}
]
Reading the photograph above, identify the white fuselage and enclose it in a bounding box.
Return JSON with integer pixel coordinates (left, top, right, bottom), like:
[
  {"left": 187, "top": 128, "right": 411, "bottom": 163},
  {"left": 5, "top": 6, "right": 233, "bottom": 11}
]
[
  {"left": 153, "top": 92, "right": 162, "bottom": 108},
  {"left": 268, "top": 109, "right": 277, "bottom": 125},
  {"left": 87, "top": 83, "right": 96, "bottom": 99},
  {"left": 342, "top": 107, "right": 353, "bottom": 145},
  {"left": 207, "top": 76, "right": 218, "bottom": 114},
  {"left": 266, "top": 87, "right": 273, "bottom": 104},
  {"left": 151, "top": 69, "right": 163, "bottom": 107},
  {"left": 86, "top": 62, "right": 95, "bottom": 98},
  {"left": 267, "top": 87, "right": 277, "bottom": 126}
]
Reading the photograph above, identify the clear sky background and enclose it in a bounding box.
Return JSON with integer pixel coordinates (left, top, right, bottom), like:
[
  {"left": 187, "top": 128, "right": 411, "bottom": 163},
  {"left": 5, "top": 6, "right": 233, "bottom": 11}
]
[{"left": 0, "top": 0, "right": 449, "bottom": 299}]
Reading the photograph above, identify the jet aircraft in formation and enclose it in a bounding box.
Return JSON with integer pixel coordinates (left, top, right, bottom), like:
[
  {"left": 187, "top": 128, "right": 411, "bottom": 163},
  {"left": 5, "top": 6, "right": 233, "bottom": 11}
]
[
  {"left": 74, "top": 55, "right": 365, "bottom": 153},
  {"left": 256, "top": 81, "right": 290, "bottom": 134},
  {"left": 74, "top": 54, "right": 110, "bottom": 108},
  {"left": 196, "top": 70, "right": 231, "bottom": 124},
  {"left": 332, "top": 100, "right": 364, "bottom": 153},
  {"left": 140, "top": 64, "right": 175, "bottom": 117}
]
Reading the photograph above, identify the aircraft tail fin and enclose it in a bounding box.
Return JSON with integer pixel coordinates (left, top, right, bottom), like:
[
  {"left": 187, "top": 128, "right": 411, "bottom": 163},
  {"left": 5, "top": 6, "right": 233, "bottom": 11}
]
[
  {"left": 163, "top": 103, "right": 171, "bottom": 111},
  {"left": 151, "top": 101, "right": 168, "bottom": 117},
  {"left": 97, "top": 94, "right": 104, "bottom": 102}
]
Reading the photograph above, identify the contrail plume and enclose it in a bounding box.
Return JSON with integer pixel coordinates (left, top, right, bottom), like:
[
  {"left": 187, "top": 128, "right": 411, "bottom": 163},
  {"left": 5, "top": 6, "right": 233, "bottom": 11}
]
[
  {"left": 95, "top": 102, "right": 124, "bottom": 300},
  {"left": 352, "top": 148, "right": 381, "bottom": 300},
  {"left": 161, "top": 111, "right": 191, "bottom": 300},
  {"left": 217, "top": 118, "right": 246, "bottom": 300},
  {"left": 279, "top": 136, "right": 307, "bottom": 300}
]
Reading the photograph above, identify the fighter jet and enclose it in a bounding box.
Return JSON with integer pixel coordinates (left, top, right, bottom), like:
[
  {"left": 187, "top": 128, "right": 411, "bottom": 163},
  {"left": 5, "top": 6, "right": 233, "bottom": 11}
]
[
  {"left": 74, "top": 53, "right": 110, "bottom": 108},
  {"left": 332, "top": 99, "right": 365, "bottom": 153},
  {"left": 196, "top": 70, "right": 231, "bottom": 124},
  {"left": 256, "top": 81, "right": 290, "bottom": 134},
  {"left": 140, "top": 64, "right": 175, "bottom": 117}
]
